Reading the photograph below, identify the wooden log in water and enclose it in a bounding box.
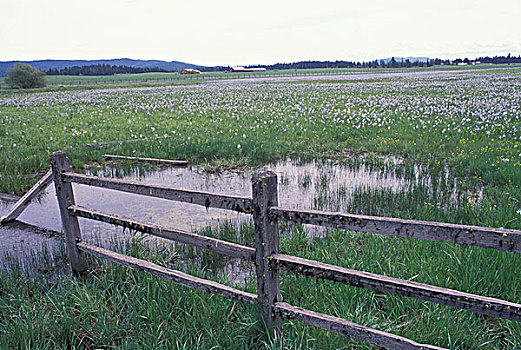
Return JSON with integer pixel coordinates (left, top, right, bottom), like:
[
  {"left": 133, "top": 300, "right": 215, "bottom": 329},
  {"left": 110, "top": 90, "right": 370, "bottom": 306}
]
[{"left": 104, "top": 154, "right": 187, "bottom": 166}]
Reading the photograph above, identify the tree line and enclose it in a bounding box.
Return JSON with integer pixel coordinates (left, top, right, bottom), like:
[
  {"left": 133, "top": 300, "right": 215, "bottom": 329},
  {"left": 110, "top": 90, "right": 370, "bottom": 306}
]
[
  {"left": 251, "top": 58, "right": 447, "bottom": 70},
  {"left": 42, "top": 55, "right": 521, "bottom": 76},
  {"left": 251, "top": 54, "right": 521, "bottom": 70},
  {"left": 473, "top": 54, "right": 521, "bottom": 64},
  {"left": 5, "top": 54, "right": 521, "bottom": 89},
  {"left": 46, "top": 64, "right": 167, "bottom": 76}
]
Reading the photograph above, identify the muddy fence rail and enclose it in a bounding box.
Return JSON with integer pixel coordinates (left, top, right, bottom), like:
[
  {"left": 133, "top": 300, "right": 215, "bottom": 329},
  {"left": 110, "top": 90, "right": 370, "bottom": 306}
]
[{"left": 50, "top": 151, "right": 521, "bottom": 350}]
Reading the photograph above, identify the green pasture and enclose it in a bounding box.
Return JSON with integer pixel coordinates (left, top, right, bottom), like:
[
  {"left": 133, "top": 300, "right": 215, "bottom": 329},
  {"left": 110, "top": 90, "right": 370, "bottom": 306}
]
[
  {"left": 1, "top": 216, "right": 521, "bottom": 349},
  {"left": 0, "top": 68, "right": 370, "bottom": 89},
  {"left": 0, "top": 67, "right": 520, "bottom": 228},
  {"left": 2, "top": 64, "right": 519, "bottom": 90},
  {"left": 1, "top": 66, "right": 521, "bottom": 348}
]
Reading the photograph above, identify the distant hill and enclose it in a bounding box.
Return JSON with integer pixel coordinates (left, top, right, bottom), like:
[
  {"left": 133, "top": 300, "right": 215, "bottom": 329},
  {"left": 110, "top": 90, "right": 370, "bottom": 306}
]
[{"left": 0, "top": 59, "right": 207, "bottom": 76}]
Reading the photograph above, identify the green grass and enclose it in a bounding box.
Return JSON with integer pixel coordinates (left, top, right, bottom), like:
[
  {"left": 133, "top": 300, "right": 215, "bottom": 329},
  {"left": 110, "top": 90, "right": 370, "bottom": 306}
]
[
  {"left": 1, "top": 220, "right": 521, "bottom": 349},
  {"left": 1, "top": 66, "right": 519, "bottom": 228},
  {"left": 0, "top": 237, "right": 264, "bottom": 349},
  {"left": 0, "top": 68, "right": 376, "bottom": 90},
  {"left": 2, "top": 64, "right": 518, "bottom": 90},
  {"left": 1, "top": 65, "right": 520, "bottom": 348}
]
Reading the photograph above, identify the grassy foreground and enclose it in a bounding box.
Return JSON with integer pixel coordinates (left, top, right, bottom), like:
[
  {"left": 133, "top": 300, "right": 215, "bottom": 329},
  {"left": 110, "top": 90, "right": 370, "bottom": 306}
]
[{"left": 1, "top": 221, "right": 521, "bottom": 349}]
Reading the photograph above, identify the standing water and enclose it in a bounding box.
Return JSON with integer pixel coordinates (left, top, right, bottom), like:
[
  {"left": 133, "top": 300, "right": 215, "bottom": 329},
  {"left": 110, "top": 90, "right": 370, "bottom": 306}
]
[
  {"left": 0, "top": 157, "right": 480, "bottom": 280},
  {"left": 1, "top": 159, "right": 411, "bottom": 237}
]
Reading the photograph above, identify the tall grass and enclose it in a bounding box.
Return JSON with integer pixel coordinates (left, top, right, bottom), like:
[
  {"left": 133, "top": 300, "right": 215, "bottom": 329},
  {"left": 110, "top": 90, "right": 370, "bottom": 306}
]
[
  {"left": 1, "top": 219, "right": 521, "bottom": 349},
  {"left": 1, "top": 66, "right": 521, "bottom": 349},
  {"left": 1, "top": 68, "right": 519, "bottom": 197}
]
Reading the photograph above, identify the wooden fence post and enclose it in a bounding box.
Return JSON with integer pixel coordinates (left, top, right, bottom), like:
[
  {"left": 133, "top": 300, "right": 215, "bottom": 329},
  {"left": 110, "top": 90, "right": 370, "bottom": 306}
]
[
  {"left": 50, "top": 151, "right": 88, "bottom": 273},
  {"left": 252, "top": 171, "right": 281, "bottom": 336}
]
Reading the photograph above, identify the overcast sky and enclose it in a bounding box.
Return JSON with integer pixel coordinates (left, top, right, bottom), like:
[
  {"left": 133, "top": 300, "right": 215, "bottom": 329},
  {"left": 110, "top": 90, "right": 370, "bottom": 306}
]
[{"left": 1, "top": 0, "right": 520, "bottom": 66}]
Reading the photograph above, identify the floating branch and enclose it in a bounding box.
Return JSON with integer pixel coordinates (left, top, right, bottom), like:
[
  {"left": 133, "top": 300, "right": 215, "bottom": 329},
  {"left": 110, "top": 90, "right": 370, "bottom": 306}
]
[{"left": 104, "top": 154, "right": 187, "bottom": 166}]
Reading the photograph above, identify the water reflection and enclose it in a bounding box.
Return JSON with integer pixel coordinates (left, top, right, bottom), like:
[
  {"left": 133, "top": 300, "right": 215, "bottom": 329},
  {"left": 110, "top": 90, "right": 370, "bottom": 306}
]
[
  {"left": 1, "top": 157, "right": 481, "bottom": 282},
  {"left": 3, "top": 158, "right": 412, "bottom": 236}
]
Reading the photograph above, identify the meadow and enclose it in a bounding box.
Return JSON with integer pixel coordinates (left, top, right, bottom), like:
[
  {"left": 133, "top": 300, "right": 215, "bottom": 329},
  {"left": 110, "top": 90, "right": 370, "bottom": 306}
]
[
  {"left": 1, "top": 67, "right": 521, "bottom": 348},
  {"left": 0, "top": 64, "right": 515, "bottom": 90},
  {"left": 0, "top": 68, "right": 366, "bottom": 89}
]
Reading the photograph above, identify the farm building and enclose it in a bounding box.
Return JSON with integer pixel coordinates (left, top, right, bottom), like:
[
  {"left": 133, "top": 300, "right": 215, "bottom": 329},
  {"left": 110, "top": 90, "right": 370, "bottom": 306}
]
[
  {"left": 178, "top": 69, "right": 201, "bottom": 74},
  {"left": 230, "top": 66, "right": 266, "bottom": 73}
]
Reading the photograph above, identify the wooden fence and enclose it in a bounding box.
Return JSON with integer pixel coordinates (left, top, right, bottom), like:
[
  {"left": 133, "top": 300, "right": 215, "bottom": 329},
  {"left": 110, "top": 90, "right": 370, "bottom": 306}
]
[
  {"left": 0, "top": 155, "right": 185, "bottom": 225},
  {"left": 50, "top": 151, "right": 521, "bottom": 350},
  {"left": 0, "top": 170, "right": 53, "bottom": 224},
  {"left": 38, "top": 68, "right": 424, "bottom": 88}
]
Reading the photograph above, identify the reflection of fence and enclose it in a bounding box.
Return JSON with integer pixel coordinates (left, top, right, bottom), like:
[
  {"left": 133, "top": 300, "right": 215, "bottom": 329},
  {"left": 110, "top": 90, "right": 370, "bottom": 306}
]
[
  {"left": 0, "top": 154, "right": 185, "bottom": 225},
  {"left": 50, "top": 150, "right": 521, "bottom": 350}
]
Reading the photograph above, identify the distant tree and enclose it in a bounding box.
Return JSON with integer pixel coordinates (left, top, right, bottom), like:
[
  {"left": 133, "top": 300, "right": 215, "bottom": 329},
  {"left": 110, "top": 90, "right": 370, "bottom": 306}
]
[
  {"left": 46, "top": 64, "right": 168, "bottom": 76},
  {"left": 6, "top": 63, "right": 46, "bottom": 89}
]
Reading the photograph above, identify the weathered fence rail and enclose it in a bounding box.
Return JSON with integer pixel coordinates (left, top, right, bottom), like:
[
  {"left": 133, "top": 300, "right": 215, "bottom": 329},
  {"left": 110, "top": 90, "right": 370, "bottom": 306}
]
[
  {"left": 0, "top": 170, "right": 53, "bottom": 224},
  {"left": 270, "top": 207, "right": 521, "bottom": 253},
  {"left": 69, "top": 204, "right": 255, "bottom": 260},
  {"left": 76, "top": 241, "right": 258, "bottom": 305},
  {"left": 62, "top": 172, "right": 253, "bottom": 213},
  {"left": 273, "top": 302, "right": 445, "bottom": 350},
  {"left": 272, "top": 253, "right": 521, "bottom": 321},
  {"left": 50, "top": 151, "right": 521, "bottom": 350}
]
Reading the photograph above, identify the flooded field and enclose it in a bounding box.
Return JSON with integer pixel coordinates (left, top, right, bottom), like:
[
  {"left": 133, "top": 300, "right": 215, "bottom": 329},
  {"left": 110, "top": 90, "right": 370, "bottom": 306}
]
[
  {"left": 2, "top": 158, "right": 420, "bottom": 235},
  {"left": 0, "top": 155, "right": 482, "bottom": 281},
  {"left": 1, "top": 67, "right": 520, "bottom": 348}
]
